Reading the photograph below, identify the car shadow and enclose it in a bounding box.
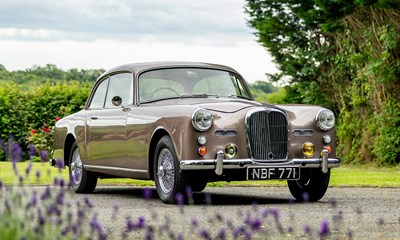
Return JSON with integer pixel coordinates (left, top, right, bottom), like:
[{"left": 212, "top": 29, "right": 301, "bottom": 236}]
[{"left": 93, "top": 186, "right": 299, "bottom": 206}]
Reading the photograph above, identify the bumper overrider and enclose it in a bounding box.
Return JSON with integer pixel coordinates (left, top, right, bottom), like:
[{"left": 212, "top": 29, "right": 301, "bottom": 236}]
[{"left": 180, "top": 150, "right": 340, "bottom": 176}]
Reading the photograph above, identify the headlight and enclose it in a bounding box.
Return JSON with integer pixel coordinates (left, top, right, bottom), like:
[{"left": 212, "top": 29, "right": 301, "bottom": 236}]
[
  {"left": 192, "top": 109, "right": 213, "bottom": 131},
  {"left": 316, "top": 109, "right": 335, "bottom": 131}
]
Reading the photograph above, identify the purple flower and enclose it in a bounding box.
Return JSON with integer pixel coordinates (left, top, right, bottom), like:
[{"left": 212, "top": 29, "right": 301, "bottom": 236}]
[
  {"left": 40, "top": 150, "right": 48, "bottom": 163},
  {"left": 191, "top": 218, "right": 199, "bottom": 227},
  {"left": 145, "top": 226, "right": 154, "bottom": 240},
  {"left": 329, "top": 198, "right": 337, "bottom": 208},
  {"left": 19, "top": 175, "right": 24, "bottom": 185},
  {"left": 25, "top": 161, "right": 33, "bottom": 176},
  {"left": 40, "top": 186, "right": 51, "bottom": 200},
  {"left": 12, "top": 142, "right": 22, "bottom": 163},
  {"left": 270, "top": 207, "right": 280, "bottom": 220},
  {"left": 53, "top": 177, "right": 59, "bottom": 186},
  {"left": 175, "top": 192, "right": 185, "bottom": 214},
  {"left": 47, "top": 204, "right": 61, "bottom": 217},
  {"left": 243, "top": 230, "right": 252, "bottom": 240},
  {"left": 319, "top": 220, "right": 330, "bottom": 238},
  {"left": 303, "top": 225, "right": 312, "bottom": 234},
  {"left": 217, "top": 228, "right": 226, "bottom": 240},
  {"left": 175, "top": 192, "right": 184, "bottom": 205},
  {"left": 199, "top": 229, "right": 211, "bottom": 240},
  {"left": 215, "top": 212, "right": 223, "bottom": 222},
  {"left": 56, "top": 158, "right": 64, "bottom": 171},
  {"left": 36, "top": 169, "right": 41, "bottom": 180},
  {"left": 176, "top": 233, "right": 184, "bottom": 240},
  {"left": 186, "top": 185, "right": 193, "bottom": 200},
  {"left": 38, "top": 209, "right": 45, "bottom": 226},
  {"left": 0, "top": 180, "right": 3, "bottom": 189},
  {"left": 142, "top": 187, "right": 152, "bottom": 199},
  {"left": 233, "top": 227, "right": 244, "bottom": 238},
  {"left": 26, "top": 192, "right": 37, "bottom": 209},
  {"left": 61, "top": 227, "right": 69, "bottom": 236},
  {"left": 90, "top": 214, "right": 106, "bottom": 239},
  {"left": 251, "top": 218, "right": 262, "bottom": 231},
  {"left": 112, "top": 203, "right": 120, "bottom": 219},
  {"left": 125, "top": 217, "right": 135, "bottom": 232},
  {"left": 137, "top": 216, "right": 146, "bottom": 228},
  {"left": 56, "top": 190, "right": 64, "bottom": 205},
  {"left": 29, "top": 144, "right": 37, "bottom": 158},
  {"left": 59, "top": 178, "right": 65, "bottom": 188},
  {"left": 302, "top": 192, "right": 310, "bottom": 202},
  {"left": 84, "top": 197, "right": 95, "bottom": 208}
]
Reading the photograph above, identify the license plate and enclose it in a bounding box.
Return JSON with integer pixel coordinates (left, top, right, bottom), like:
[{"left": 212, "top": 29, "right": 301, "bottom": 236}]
[{"left": 247, "top": 166, "right": 300, "bottom": 180}]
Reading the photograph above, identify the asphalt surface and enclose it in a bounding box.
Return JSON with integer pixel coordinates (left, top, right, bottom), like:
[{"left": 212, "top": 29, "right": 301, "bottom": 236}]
[{"left": 67, "top": 185, "right": 400, "bottom": 239}]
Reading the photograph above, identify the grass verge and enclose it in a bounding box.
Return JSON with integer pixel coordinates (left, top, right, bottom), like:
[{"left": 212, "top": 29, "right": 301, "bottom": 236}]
[{"left": 0, "top": 162, "right": 399, "bottom": 187}]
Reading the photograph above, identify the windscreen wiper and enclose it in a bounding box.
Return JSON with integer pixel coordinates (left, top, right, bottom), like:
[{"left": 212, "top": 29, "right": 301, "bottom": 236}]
[{"left": 180, "top": 93, "right": 218, "bottom": 98}]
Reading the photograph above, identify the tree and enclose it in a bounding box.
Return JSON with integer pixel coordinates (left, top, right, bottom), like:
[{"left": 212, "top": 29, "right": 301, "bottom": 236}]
[{"left": 245, "top": 0, "right": 400, "bottom": 165}]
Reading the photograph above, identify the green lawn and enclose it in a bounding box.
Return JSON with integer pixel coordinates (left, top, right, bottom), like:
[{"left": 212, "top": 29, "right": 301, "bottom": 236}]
[{"left": 0, "top": 162, "right": 399, "bottom": 187}]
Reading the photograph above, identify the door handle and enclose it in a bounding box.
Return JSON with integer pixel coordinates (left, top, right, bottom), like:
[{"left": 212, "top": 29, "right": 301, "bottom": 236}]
[{"left": 90, "top": 116, "right": 98, "bottom": 120}]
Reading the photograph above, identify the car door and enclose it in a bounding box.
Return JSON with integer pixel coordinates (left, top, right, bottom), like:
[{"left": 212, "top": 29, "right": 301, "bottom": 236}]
[{"left": 86, "top": 72, "right": 133, "bottom": 168}]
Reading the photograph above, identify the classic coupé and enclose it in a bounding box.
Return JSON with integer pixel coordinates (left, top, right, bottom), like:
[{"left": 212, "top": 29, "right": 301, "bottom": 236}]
[{"left": 52, "top": 62, "right": 340, "bottom": 203}]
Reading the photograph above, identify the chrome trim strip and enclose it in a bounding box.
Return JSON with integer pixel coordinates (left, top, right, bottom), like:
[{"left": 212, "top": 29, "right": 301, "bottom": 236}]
[
  {"left": 180, "top": 158, "right": 340, "bottom": 170},
  {"left": 84, "top": 165, "right": 148, "bottom": 173}
]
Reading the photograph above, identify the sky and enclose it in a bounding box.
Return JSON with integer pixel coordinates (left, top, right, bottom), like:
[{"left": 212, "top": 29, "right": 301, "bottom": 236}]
[{"left": 0, "top": 0, "right": 278, "bottom": 83}]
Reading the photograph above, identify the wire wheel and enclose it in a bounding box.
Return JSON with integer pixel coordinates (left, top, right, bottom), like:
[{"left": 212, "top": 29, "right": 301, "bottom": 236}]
[
  {"left": 70, "top": 147, "right": 83, "bottom": 186},
  {"left": 157, "top": 148, "right": 175, "bottom": 194}
]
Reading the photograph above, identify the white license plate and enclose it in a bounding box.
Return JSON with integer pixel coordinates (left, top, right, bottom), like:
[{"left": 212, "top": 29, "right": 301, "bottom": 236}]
[{"left": 247, "top": 166, "right": 300, "bottom": 180}]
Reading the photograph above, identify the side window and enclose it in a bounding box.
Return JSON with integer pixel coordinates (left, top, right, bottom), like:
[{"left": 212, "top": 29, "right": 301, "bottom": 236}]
[
  {"left": 89, "top": 78, "right": 109, "bottom": 108},
  {"left": 105, "top": 73, "right": 132, "bottom": 108}
]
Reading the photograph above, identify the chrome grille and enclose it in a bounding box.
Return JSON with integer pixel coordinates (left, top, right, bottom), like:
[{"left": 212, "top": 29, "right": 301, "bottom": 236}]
[{"left": 246, "top": 110, "right": 288, "bottom": 160}]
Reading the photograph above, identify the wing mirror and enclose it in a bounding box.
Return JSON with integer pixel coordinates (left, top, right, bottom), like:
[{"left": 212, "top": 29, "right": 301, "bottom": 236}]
[{"left": 111, "top": 96, "right": 122, "bottom": 107}]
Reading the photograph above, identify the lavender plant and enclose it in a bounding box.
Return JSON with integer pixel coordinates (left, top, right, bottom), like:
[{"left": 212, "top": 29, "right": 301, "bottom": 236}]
[{"left": 1, "top": 138, "right": 354, "bottom": 240}]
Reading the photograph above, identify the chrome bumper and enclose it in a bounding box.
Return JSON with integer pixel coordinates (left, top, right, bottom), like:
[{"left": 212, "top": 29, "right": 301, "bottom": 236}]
[{"left": 180, "top": 151, "right": 340, "bottom": 176}]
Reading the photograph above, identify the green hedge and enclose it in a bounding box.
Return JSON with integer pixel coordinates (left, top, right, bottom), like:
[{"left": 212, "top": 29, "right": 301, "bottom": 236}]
[{"left": 0, "top": 81, "right": 91, "bottom": 160}]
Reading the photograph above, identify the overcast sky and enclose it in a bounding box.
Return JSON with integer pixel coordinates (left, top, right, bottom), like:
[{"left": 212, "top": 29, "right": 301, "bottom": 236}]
[{"left": 0, "top": 0, "right": 278, "bottom": 83}]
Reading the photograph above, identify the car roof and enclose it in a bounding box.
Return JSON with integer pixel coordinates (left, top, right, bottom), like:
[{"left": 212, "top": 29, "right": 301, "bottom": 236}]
[{"left": 97, "top": 61, "right": 241, "bottom": 80}]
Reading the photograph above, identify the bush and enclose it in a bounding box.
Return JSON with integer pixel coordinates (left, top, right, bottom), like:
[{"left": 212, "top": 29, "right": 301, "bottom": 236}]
[{"left": 0, "top": 81, "right": 91, "bottom": 161}]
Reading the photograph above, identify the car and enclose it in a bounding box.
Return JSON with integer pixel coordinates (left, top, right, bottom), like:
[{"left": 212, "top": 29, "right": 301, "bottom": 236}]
[{"left": 51, "top": 61, "right": 340, "bottom": 203}]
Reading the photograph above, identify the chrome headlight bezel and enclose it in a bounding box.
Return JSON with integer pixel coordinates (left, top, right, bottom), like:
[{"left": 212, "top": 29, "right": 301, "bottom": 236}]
[
  {"left": 316, "top": 109, "right": 335, "bottom": 131},
  {"left": 191, "top": 109, "right": 213, "bottom": 131}
]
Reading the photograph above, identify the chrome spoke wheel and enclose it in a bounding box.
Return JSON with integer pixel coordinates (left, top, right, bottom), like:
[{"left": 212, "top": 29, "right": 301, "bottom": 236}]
[
  {"left": 70, "top": 148, "right": 83, "bottom": 186},
  {"left": 157, "top": 148, "right": 175, "bottom": 194}
]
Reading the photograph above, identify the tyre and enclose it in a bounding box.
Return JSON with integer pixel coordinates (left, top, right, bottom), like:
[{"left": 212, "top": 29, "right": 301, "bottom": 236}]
[
  {"left": 69, "top": 141, "right": 98, "bottom": 193},
  {"left": 154, "top": 136, "right": 187, "bottom": 203},
  {"left": 287, "top": 168, "right": 330, "bottom": 202}
]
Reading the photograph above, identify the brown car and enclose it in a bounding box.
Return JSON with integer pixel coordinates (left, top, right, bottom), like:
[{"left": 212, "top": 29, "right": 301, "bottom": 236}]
[{"left": 52, "top": 61, "right": 340, "bottom": 203}]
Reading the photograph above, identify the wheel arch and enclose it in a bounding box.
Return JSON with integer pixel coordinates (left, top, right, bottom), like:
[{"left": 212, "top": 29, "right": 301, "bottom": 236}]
[
  {"left": 64, "top": 134, "right": 76, "bottom": 167},
  {"left": 148, "top": 128, "right": 171, "bottom": 181}
]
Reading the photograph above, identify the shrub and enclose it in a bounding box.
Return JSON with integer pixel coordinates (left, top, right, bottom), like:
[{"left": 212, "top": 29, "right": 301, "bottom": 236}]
[{"left": 0, "top": 81, "right": 91, "bottom": 161}]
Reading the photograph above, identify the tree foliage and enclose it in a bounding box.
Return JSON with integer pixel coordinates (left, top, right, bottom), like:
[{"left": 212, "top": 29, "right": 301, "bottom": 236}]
[
  {"left": 0, "top": 64, "right": 104, "bottom": 89},
  {"left": 246, "top": 0, "right": 400, "bottom": 165}
]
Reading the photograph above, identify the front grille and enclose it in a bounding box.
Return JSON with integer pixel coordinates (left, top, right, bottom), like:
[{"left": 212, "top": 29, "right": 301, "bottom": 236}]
[{"left": 246, "top": 110, "right": 288, "bottom": 160}]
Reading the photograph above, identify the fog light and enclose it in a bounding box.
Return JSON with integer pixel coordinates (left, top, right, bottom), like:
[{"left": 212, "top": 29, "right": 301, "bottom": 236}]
[
  {"left": 302, "top": 142, "right": 315, "bottom": 157},
  {"left": 198, "top": 146, "right": 207, "bottom": 156},
  {"left": 224, "top": 143, "right": 238, "bottom": 159},
  {"left": 322, "top": 134, "right": 331, "bottom": 144},
  {"left": 198, "top": 135, "right": 207, "bottom": 145}
]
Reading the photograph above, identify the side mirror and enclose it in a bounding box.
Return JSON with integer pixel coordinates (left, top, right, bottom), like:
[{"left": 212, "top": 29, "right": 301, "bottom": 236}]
[{"left": 111, "top": 96, "right": 122, "bottom": 107}]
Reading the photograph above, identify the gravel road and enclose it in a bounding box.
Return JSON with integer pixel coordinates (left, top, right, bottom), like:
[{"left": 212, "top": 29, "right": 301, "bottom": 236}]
[{"left": 65, "top": 185, "right": 400, "bottom": 239}]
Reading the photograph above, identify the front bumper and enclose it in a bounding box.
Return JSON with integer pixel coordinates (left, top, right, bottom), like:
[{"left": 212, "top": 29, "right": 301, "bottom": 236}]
[{"left": 180, "top": 151, "right": 340, "bottom": 176}]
